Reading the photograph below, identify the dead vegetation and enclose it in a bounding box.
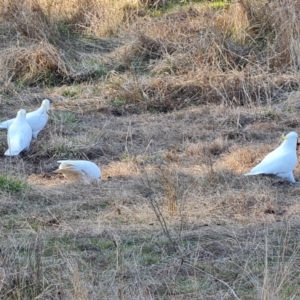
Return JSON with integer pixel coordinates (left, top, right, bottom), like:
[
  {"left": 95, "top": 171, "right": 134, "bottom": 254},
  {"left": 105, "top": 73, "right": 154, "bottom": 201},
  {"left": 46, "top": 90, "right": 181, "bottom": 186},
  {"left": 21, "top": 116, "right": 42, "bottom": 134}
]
[
  {"left": 104, "top": 0, "right": 300, "bottom": 112},
  {"left": 1, "top": 0, "right": 300, "bottom": 299}
]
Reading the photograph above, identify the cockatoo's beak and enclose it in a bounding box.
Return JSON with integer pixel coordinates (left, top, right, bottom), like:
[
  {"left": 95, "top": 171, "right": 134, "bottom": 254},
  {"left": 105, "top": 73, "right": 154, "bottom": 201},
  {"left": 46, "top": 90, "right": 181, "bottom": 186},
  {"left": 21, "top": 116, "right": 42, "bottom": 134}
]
[
  {"left": 42, "top": 100, "right": 51, "bottom": 111},
  {"left": 282, "top": 133, "right": 288, "bottom": 140},
  {"left": 42, "top": 104, "right": 50, "bottom": 110}
]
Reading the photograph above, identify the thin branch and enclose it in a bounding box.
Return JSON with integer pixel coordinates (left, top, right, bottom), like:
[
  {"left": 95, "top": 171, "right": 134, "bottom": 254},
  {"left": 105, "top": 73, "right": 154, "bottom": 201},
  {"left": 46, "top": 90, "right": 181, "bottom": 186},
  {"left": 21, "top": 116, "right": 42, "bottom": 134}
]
[{"left": 140, "top": 167, "right": 177, "bottom": 251}]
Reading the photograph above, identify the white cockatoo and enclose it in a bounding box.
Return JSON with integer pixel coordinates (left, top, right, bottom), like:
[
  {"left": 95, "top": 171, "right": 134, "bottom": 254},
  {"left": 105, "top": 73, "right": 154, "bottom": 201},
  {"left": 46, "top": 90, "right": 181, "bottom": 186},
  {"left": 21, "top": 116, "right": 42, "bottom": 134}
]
[
  {"left": 0, "top": 99, "right": 50, "bottom": 139},
  {"left": 4, "top": 109, "right": 32, "bottom": 156},
  {"left": 54, "top": 160, "right": 101, "bottom": 183},
  {"left": 244, "top": 131, "right": 298, "bottom": 183}
]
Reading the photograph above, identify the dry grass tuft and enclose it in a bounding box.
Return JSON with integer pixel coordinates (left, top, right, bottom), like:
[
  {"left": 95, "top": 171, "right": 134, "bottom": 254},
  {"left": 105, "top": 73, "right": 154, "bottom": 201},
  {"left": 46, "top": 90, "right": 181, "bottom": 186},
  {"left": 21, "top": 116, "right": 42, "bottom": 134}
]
[
  {"left": 157, "top": 166, "right": 179, "bottom": 214},
  {"left": 107, "top": 2, "right": 300, "bottom": 113},
  {"left": 0, "top": 40, "right": 104, "bottom": 85},
  {"left": 260, "top": 0, "right": 300, "bottom": 70},
  {"left": 1, "top": 0, "right": 54, "bottom": 41},
  {"left": 109, "top": 70, "right": 298, "bottom": 113},
  {"left": 0, "top": 42, "right": 68, "bottom": 85},
  {"left": 216, "top": 145, "right": 275, "bottom": 174},
  {"left": 0, "top": 0, "right": 140, "bottom": 38},
  {"left": 0, "top": 0, "right": 109, "bottom": 85},
  {"left": 214, "top": 0, "right": 250, "bottom": 44},
  {"left": 185, "top": 138, "right": 227, "bottom": 157},
  {"left": 102, "top": 161, "right": 141, "bottom": 179},
  {"left": 61, "top": 0, "right": 142, "bottom": 36}
]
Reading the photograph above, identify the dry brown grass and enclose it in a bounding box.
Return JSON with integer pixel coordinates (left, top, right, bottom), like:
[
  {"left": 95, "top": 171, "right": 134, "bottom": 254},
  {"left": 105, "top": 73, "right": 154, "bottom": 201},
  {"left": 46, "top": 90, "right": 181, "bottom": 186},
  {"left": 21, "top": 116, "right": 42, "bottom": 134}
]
[
  {"left": 2, "top": 0, "right": 300, "bottom": 299},
  {"left": 0, "top": 0, "right": 116, "bottom": 86},
  {"left": 0, "top": 42, "right": 69, "bottom": 85},
  {"left": 0, "top": 0, "right": 141, "bottom": 37},
  {"left": 106, "top": 1, "right": 300, "bottom": 113}
]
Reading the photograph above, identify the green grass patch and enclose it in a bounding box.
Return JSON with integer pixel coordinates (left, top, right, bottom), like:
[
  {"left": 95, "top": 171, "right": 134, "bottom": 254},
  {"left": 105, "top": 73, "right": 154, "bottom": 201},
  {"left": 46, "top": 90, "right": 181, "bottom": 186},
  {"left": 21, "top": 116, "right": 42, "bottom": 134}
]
[
  {"left": 149, "top": 0, "right": 228, "bottom": 17},
  {"left": 207, "top": 0, "right": 229, "bottom": 9},
  {"left": 61, "top": 86, "right": 81, "bottom": 98},
  {"left": 0, "top": 174, "right": 28, "bottom": 193},
  {"left": 112, "top": 98, "right": 126, "bottom": 108},
  {"left": 52, "top": 111, "right": 77, "bottom": 124},
  {"left": 4, "top": 219, "right": 18, "bottom": 230}
]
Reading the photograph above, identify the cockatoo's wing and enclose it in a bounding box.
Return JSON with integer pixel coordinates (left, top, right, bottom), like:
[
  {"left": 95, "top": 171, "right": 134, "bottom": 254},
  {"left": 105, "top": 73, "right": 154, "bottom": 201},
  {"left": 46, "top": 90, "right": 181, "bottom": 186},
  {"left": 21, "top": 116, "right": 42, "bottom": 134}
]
[
  {"left": 26, "top": 110, "right": 49, "bottom": 139},
  {"left": 4, "top": 110, "right": 32, "bottom": 156},
  {"left": 24, "top": 99, "right": 50, "bottom": 139},
  {"left": 0, "top": 119, "right": 13, "bottom": 129}
]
